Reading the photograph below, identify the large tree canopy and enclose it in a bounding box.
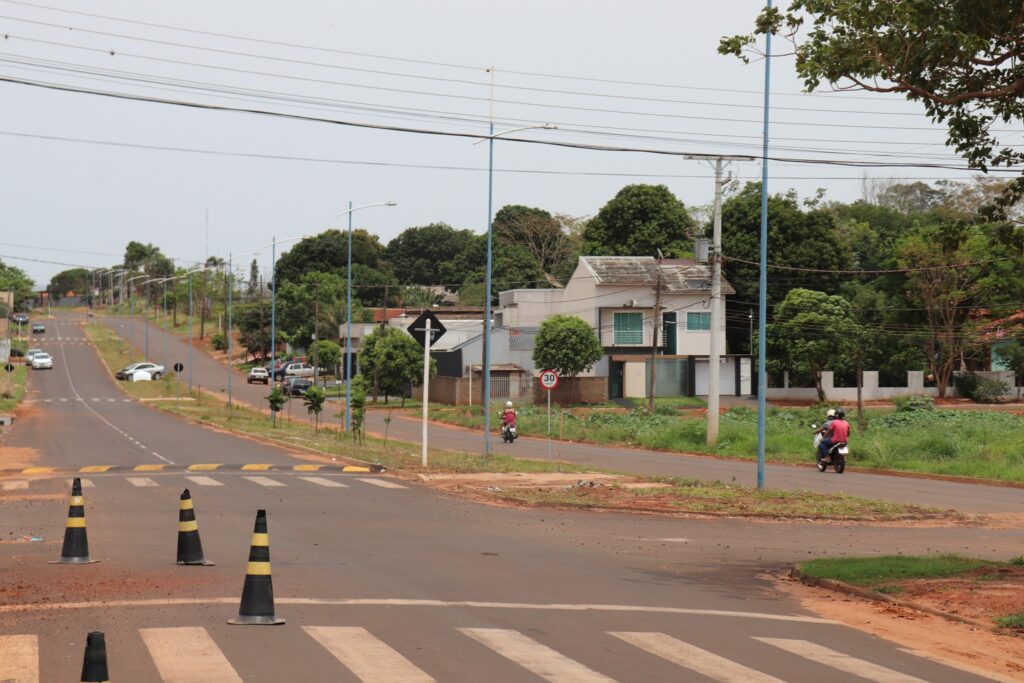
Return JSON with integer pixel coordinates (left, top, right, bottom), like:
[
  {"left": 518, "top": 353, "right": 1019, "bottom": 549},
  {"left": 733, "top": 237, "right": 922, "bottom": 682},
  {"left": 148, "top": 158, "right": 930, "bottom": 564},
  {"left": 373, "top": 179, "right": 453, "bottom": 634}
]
[
  {"left": 385, "top": 223, "right": 475, "bottom": 286},
  {"left": 720, "top": 1, "right": 1024, "bottom": 229},
  {"left": 533, "top": 315, "right": 603, "bottom": 378},
  {"left": 274, "top": 229, "right": 387, "bottom": 285},
  {"left": 492, "top": 205, "right": 575, "bottom": 276},
  {"left": 583, "top": 184, "right": 693, "bottom": 258},
  {"left": 0, "top": 260, "right": 34, "bottom": 309},
  {"left": 47, "top": 268, "right": 91, "bottom": 300}
]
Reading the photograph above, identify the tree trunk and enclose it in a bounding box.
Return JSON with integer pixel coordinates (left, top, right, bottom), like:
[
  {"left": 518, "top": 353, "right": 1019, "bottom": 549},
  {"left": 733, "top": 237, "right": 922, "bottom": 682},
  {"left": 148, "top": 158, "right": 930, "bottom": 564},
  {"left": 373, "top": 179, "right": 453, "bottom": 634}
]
[
  {"left": 814, "top": 370, "right": 825, "bottom": 403},
  {"left": 199, "top": 298, "right": 207, "bottom": 340}
]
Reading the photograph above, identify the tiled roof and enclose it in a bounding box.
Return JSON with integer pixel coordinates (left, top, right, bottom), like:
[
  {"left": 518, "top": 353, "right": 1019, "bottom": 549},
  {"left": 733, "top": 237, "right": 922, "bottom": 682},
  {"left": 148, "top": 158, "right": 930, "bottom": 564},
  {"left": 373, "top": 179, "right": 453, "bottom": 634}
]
[
  {"left": 581, "top": 256, "right": 734, "bottom": 294},
  {"left": 507, "top": 327, "right": 539, "bottom": 350}
]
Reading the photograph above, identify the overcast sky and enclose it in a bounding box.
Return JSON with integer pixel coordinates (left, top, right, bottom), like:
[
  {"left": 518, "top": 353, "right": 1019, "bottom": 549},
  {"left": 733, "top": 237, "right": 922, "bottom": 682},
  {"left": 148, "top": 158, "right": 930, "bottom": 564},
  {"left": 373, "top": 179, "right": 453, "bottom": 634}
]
[{"left": 0, "top": 0, "right": 987, "bottom": 287}]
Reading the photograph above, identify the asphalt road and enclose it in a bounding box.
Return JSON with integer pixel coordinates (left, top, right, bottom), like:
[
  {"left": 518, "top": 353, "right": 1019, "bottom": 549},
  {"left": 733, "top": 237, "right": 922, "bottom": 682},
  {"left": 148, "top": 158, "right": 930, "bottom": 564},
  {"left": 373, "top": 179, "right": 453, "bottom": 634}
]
[
  {"left": 0, "top": 311, "right": 1011, "bottom": 680},
  {"left": 113, "top": 313, "right": 1024, "bottom": 514}
]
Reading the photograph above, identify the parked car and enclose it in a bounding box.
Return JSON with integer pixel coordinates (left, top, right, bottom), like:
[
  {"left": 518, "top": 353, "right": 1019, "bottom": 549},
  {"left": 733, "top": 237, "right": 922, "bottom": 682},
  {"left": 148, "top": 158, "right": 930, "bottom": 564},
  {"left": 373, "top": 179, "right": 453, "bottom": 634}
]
[
  {"left": 11, "top": 313, "right": 29, "bottom": 325},
  {"left": 31, "top": 323, "right": 45, "bottom": 334},
  {"left": 283, "top": 362, "right": 316, "bottom": 378},
  {"left": 116, "top": 362, "right": 165, "bottom": 380},
  {"left": 24, "top": 348, "right": 43, "bottom": 362},
  {"left": 286, "top": 378, "right": 313, "bottom": 396},
  {"left": 247, "top": 367, "right": 270, "bottom": 384},
  {"left": 30, "top": 352, "right": 53, "bottom": 369}
]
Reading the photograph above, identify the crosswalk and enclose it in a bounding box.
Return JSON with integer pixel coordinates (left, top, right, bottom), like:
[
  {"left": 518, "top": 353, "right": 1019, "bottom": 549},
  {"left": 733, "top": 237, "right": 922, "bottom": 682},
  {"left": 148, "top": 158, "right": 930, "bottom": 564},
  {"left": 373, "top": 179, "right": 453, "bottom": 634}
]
[
  {"left": 1, "top": 475, "right": 405, "bottom": 491},
  {"left": 0, "top": 626, "right": 980, "bottom": 682}
]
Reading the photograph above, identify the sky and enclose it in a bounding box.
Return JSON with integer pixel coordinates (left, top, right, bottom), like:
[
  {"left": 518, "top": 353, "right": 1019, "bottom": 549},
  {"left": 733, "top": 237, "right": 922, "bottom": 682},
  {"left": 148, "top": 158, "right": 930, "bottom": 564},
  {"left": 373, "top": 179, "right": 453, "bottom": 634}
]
[{"left": 0, "top": 0, "right": 995, "bottom": 288}]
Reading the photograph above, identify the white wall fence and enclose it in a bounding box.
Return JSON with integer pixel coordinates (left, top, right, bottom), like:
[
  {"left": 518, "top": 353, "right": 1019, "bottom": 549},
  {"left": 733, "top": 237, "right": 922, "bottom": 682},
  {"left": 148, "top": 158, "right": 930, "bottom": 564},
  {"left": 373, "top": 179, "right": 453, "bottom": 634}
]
[{"left": 765, "top": 370, "right": 1020, "bottom": 401}]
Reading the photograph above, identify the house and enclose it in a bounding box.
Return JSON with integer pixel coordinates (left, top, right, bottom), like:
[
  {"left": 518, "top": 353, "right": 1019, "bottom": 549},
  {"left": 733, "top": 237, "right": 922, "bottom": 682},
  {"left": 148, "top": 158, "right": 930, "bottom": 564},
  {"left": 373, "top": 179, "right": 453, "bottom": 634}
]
[{"left": 498, "top": 256, "right": 750, "bottom": 399}]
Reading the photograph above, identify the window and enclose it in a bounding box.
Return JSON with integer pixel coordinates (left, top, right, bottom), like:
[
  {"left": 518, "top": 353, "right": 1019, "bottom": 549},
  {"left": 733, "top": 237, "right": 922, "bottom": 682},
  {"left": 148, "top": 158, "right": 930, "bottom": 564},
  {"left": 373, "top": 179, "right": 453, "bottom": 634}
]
[
  {"left": 686, "top": 312, "right": 711, "bottom": 331},
  {"left": 613, "top": 312, "right": 644, "bottom": 345}
]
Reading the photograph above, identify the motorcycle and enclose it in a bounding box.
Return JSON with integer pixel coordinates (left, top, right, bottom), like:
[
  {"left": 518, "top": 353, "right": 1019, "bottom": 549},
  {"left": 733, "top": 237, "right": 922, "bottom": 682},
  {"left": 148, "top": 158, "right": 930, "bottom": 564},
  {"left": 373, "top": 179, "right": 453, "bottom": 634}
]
[
  {"left": 501, "top": 422, "right": 518, "bottom": 443},
  {"left": 810, "top": 424, "right": 848, "bottom": 474}
]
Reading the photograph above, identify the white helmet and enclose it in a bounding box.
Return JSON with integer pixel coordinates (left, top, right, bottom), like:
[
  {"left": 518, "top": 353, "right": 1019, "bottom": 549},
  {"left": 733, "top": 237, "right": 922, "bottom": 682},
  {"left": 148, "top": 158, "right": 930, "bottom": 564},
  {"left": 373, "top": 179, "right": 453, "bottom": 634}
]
[
  {"left": 826, "top": 409, "right": 836, "bottom": 418},
  {"left": 506, "top": 401, "right": 513, "bottom": 408}
]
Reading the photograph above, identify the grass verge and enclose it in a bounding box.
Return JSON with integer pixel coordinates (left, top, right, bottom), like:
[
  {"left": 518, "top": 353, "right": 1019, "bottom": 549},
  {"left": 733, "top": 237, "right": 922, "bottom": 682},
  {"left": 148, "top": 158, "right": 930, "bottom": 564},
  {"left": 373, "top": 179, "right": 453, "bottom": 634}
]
[
  {"left": 84, "top": 324, "right": 189, "bottom": 400},
  {"left": 800, "top": 555, "right": 993, "bottom": 586},
  {"left": 0, "top": 363, "right": 28, "bottom": 413}
]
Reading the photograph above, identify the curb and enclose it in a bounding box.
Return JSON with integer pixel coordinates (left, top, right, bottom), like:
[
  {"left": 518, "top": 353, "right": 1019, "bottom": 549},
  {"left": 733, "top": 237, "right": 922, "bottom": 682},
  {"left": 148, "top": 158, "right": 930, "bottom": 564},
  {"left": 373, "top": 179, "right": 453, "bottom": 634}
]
[{"left": 788, "top": 567, "right": 1020, "bottom": 636}]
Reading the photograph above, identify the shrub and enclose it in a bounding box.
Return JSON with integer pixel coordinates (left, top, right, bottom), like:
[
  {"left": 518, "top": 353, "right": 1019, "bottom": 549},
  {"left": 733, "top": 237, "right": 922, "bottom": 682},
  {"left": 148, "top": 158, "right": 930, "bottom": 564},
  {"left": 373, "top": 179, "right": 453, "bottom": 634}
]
[
  {"left": 955, "top": 373, "right": 1008, "bottom": 403},
  {"left": 892, "top": 395, "right": 934, "bottom": 412},
  {"left": 211, "top": 333, "right": 228, "bottom": 351}
]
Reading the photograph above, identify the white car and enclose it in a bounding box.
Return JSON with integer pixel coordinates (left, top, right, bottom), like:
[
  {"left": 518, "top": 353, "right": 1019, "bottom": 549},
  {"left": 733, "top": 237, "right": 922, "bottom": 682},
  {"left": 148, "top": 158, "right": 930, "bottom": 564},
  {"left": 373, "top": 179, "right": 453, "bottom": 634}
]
[
  {"left": 117, "top": 362, "right": 165, "bottom": 381},
  {"left": 30, "top": 352, "right": 53, "bottom": 369}
]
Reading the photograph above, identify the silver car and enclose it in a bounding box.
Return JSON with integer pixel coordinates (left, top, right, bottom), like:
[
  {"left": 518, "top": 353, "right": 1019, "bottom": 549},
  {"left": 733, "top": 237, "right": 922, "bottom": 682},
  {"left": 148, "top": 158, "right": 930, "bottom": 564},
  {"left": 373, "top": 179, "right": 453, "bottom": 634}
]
[{"left": 30, "top": 352, "right": 53, "bottom": 369}]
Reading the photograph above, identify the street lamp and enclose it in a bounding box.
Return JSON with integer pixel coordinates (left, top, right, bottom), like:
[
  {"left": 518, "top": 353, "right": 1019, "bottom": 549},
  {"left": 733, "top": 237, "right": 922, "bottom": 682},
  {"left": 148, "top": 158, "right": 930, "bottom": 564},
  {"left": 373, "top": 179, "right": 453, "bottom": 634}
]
[
  {"left": 474, "top": 123, "right": 556, "bottom": 454},
  {"left": 103, "top": 269, "right": 125, "bottom": 310},
  {"left": 337, "top": 201, "right": 397, "bottom": 433},
  {"left": 181, "top": 267, "right": 206, "bottom": 392}
]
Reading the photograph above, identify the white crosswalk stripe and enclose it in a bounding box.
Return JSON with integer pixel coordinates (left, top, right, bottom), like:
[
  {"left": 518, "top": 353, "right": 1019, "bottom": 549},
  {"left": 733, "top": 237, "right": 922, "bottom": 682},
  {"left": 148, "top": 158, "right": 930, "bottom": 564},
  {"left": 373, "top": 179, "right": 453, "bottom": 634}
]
[
  {"left": 356, "top": 477, "right": 407, "bottom": 489},
  {"left": 243, "top": 475, "right": 286, "bottom": 487},
  {"left": 300, "top": 476, "right": 349, "bottom": 488},
  {"left": 0, "top": 634, "right": 37, "bottom": 683},
  {"left": 140, "top": 627, "right": 243, "bottom": 683},
  {"left": 126, "top": 477, "right": 159, "bottom": 487},
  {"left": 184, "top": 476, "right": 223, "bottom": 486},
  {"left": 756, "top": 638, "right": 929, "bottom": 683},
  {"left": 610, "top": 632, "right": 783, "bottom": 682},
  {"left": 459, "top": 627, "right": 615, "bottom": 682},
  {"left": 2, "top": 480, "right": 29, "bottom": 490},
  {"left": 304, "top": 626, "right": 435, "bottom": 682}
]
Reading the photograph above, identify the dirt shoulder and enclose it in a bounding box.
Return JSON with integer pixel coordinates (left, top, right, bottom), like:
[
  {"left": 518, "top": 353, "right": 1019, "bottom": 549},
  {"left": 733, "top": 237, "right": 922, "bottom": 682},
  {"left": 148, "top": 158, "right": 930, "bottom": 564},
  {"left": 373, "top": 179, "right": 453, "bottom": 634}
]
[{"left": 777, "top": 575, "right": 1024, "bottom": 682}]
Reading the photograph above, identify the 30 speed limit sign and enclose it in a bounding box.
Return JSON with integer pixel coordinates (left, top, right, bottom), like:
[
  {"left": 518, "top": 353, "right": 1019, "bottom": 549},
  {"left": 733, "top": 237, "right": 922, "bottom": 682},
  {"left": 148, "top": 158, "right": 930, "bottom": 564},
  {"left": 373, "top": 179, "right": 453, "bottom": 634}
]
[{"left": 539, "top": 370, "right": 559, "bottom": 391}]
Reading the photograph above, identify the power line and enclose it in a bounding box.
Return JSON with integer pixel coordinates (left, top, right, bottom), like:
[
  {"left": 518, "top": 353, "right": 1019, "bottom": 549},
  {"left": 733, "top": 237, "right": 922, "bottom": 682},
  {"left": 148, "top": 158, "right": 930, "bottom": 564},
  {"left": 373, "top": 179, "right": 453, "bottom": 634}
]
[{"left": 724, "top": 254, "right": 1021, "bottom": 274}]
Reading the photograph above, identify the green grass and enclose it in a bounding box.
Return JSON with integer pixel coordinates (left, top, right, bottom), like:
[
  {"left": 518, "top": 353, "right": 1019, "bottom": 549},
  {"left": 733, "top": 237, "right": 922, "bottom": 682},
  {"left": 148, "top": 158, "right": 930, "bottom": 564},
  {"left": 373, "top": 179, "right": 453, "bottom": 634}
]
[
  {"left": 429, "top": 403, "right": 1024, "bottom": 482},
  {"left": 800, "top": 554, "right": 992, "bottom": 587},
  {"left": 995, "top": 613, "right": 1024, "bottom": 629},
  {"left": 83, "top": 324, "right": 192, "bottom": 400},
  {"left": 0, "top": 363, "right": 28, "bottom": 412}
]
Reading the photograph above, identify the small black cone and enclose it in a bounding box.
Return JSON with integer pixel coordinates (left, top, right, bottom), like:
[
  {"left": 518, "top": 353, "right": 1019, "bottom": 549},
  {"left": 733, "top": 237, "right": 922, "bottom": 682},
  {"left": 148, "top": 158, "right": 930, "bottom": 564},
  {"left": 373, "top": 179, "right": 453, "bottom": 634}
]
[
  {"left": 80, "top": 631, "right": 110, "bottom": 683},
  {"left": 176, "top": 489, "right": 214, "bottom": 566},
  {"left": 228, "top": 509, "right": 284, "bottom": 625},
  {"left": 51, "top": 478, "right": 99, "bottom": 564}
]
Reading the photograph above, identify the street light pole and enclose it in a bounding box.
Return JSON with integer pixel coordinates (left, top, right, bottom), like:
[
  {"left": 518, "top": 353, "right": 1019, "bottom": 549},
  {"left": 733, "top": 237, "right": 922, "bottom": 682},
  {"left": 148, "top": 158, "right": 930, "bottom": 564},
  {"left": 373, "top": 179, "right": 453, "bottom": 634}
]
[
  {"left": 270, "top": 237, "right": 276, "bottom": 378},
  {"left": 188, "top": 271, "right": 194, "bottom": 393}
]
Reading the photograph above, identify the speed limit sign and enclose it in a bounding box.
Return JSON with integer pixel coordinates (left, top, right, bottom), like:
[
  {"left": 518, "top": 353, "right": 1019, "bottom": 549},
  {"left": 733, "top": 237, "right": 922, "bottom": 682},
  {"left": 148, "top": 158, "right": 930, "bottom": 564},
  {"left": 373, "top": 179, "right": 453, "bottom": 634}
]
[{"left": 539, "top": 369, "right": 559, "bottom": 391}]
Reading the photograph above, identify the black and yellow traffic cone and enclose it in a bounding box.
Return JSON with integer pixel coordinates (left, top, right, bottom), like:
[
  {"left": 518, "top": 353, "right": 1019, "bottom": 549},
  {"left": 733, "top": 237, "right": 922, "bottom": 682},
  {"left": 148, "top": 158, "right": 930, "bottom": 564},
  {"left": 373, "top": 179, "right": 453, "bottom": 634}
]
[
  {"left": 51, "top": 478, "right": 99, "bottom": 564},
  {"left": 228, "top": 509, "right": 284, "bottom": 625},
  {"left": 80, "top": 631, "right": 110, "bottom": 683},
  {"left": 176, "top": 489, "right": 214, "bottom": 566}
]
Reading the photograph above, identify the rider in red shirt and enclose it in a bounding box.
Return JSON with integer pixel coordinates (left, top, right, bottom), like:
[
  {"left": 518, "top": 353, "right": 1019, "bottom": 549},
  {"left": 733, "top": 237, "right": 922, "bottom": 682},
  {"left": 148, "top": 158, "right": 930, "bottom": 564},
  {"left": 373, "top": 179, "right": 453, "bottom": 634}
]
[{"left": 820, "top": 408, "right": 850, "bottom": 460}]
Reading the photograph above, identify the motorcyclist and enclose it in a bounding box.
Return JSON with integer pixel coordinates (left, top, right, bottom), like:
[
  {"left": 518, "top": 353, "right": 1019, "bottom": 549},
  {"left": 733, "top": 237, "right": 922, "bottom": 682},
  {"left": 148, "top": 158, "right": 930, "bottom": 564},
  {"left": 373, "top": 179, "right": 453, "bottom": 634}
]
[
  {"left": 819, "top": 408, "right": 850, "bottom": 462},
  {"left": 500, "top": 401, "right": 517, "bottom": 438}
]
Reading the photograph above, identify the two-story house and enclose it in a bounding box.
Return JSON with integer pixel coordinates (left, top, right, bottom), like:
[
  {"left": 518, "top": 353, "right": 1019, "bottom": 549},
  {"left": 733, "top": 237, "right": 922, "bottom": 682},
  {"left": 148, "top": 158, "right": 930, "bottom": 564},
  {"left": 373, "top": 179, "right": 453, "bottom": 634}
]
[{"left": 498, "top": 256, "right": 749, "bottom": 399}]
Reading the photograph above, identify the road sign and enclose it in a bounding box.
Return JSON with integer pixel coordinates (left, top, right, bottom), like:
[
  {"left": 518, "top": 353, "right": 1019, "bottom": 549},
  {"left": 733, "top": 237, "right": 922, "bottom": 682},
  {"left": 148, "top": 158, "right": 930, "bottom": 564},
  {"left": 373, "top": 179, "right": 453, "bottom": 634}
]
[
  {"left": 173, "top": 362, "right": 184, "bottom": 373},
  {"left": 408, "top": 310, "right": 446, "bottom": 348},
  {"left": 539, "top": 369, "right": 559, "bottom": 391},
  {"left": 3, "top": 363, "right": 13, "bottom": 373}
]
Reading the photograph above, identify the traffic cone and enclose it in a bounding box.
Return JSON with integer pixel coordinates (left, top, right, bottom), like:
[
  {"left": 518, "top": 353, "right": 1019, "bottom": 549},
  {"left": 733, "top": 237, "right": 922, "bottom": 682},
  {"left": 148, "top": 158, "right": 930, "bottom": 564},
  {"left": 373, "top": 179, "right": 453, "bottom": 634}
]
[
  {"left": 51, "top": 478, "right": 99, "bottom": 564},
  {"left": 228, "top": 509, "right": 284, "bottom": 625},
  {"left": 176, "top": 489, "right": 214, "bottom": 566},
  {"left": 80, "top": 631, "right": 110, "bottom": 683}
]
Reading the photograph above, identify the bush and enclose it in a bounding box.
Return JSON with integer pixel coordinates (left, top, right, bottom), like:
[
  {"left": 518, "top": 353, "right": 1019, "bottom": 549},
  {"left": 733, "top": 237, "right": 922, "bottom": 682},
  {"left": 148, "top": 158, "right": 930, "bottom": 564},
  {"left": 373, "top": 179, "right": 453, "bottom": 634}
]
[
  {"left": 892, "top": 395, "right": 934, "bottom": 412},
  {"left": 211, "top": 333, "right": 228, "bottom": 351},
  {"left": 953, "top": 372, "right": 980, "bottom": 398},
  {"left": 954, "top": 373, "right": 1008, "bottom": 403}
]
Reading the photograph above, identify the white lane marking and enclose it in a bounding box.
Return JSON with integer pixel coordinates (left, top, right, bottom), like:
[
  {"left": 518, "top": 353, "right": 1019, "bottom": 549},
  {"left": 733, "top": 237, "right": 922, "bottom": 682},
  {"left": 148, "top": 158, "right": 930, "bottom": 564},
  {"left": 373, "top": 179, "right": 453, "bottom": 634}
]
[
  {"left": 459, "top": 628, "right": 615, "bottom": 682},
  {"left": 127, "top": 477, "right": 159, "bottom": 487},
  {"left": 300, "top": 476, "right": 349, "bottom": 488},
  {"left": 152, "top": 451, "right": 175, "bottom": 465},
  {"left": 0, "top": 634, "right": 38, "bottom": 683},
  {"left": 898, "top": 648, "right": 1020, "bottom": 683},
  {"left": 610, "top": 632, "right": 783, "bottom": 682},
  {"left": 91, "top": 398, "right": 99, "bottom": 402},
  {"left": 304, "top": 626, "right": 435, "bottom": 682},
  {"left": 42, "top": 399, "right": 51, "bottom": 403},
  {"left": 0, "top": 598, "right": 837, "bottom": 623},
  {"left": 140, "top": 627, "right": 242, "bottom": 683},
  {"left": 356, "top": 477, "right": 407, "bottom": 489},
  {"left": 243, "top": 476, "right": 286, "bottom": 487},
  {"left": 184, "top": 476, "right": 223, "bottom": 487},
  {"left": 756, "top": 639, "right": 927, "bottom": 683},
  {"left": 2, "top": 480, "right": 29, "bottom": 490},
  {"left": 60, "top": 398, "right": 68, "bottom": 402}
]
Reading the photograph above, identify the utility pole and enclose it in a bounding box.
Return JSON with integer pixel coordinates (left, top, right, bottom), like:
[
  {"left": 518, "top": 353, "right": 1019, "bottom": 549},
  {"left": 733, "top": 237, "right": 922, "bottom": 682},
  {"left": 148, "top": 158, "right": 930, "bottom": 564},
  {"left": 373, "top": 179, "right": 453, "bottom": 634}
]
[
  {"left": 647, "top": 271, "right": 662, "bottom": 413},
  {"left": 707, "top": 157, "right": 726, "bottom": 445}
]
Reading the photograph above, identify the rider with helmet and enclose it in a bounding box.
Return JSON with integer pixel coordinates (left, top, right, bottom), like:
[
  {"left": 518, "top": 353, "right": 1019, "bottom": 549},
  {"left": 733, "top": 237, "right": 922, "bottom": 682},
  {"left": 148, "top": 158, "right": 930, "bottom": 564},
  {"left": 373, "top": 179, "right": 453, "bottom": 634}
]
[
  {"left": 500, "top": 401, "right": 517, "bottom": 439},
  {"left": 819, "top": 408, "right": 850, "bottom": 461}
]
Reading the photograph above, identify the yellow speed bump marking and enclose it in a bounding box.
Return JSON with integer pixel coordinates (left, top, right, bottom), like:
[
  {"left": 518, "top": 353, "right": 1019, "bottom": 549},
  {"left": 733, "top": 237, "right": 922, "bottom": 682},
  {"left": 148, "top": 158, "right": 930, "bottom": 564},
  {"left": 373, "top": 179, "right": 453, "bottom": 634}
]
[
  {"left": 293, "top": 465, "right": 322, "bottom": 472},
  {"left": 342, "top": 466, "right": 371, "bottom": 473},
  {"left": 79, "top": 465, "right": 113, "bottom": 473},
  {"left": 134, "top": 464, "right": 166, "bottom": 472},
  {"left": 21, "top": 467, "right": 55, "bottom": 474},
  {"left": 187, "top": 464, "right": 221, "bottom": 471},
  {"left": 241, "top": 464, "right": 273, "bottom": 471}
]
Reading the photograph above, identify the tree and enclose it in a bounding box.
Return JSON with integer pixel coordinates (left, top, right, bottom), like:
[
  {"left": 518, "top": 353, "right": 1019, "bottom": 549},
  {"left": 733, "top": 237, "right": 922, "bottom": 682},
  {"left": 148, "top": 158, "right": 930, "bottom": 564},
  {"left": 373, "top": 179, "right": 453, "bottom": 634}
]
[
  {"left": 236, "top": 301, "right": 273, "bottom": 361},
  {"left": 359, "top": 326, "right": 435, "bottom": 406},
  {"left": 720, "top": 2, "right": 1024, "bottom": 232},
  {"left": 349, "top": 375, "right": 367, "bottom": 443},
  {"left": 765, "top": 288, "right": 861, "bottom": 402},
  {"left": 493, "top": 205, "right": 573, "bottom": 275},
  {"left": 0, "top": 260, "right": 35, "bottom": 310},
  {"left": 583, "top": 184, "right": 693, "bottom": 257},
  {"left": 448, "top": 237, "right": 543, "bottom": 304},
  {"left": 47, "top": 268, "right": 90, "bottom": 301},
  {"left": 303, "top": 385, "right": 326, "bottom": 433},
  {"left": 266, "top": 385, "right": 288, "bottom": 427},
  {"left": 995, "top": 342, "right": 1024, "bottom": 399},
  {"left": 274, "top": 229, "right": 387, "bottom": 285},
  {"left": 386, "top": 223, "right": 475, "bottom": 286},
  {"left": 316, "top": 339, "right": 342, "bottom": 375},
  {"left": 246, "top": 259, "right": 260, "bottom": 300},
  {"left": 532, "top": 315, "right": 603, "bottom": 378}
]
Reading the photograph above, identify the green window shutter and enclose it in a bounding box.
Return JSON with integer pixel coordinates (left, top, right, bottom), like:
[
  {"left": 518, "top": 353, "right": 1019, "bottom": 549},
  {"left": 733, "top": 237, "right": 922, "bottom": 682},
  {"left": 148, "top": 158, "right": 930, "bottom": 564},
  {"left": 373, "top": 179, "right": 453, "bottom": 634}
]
[
  {"left": 686, "top": 312, "right": 711, "bottom": 331},
  {"left": 614, "top": 312, "right": 644, "bottom": 344}
]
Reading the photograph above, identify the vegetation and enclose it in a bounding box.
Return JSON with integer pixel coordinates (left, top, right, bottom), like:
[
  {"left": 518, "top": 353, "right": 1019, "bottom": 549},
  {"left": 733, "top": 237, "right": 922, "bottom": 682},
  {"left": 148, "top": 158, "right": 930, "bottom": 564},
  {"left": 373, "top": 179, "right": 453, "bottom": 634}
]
[
  {"left": 532, "top": 315, "right": 604, "bottom": 377},
  {"left": 302, "top": 385, "right": 326, "bottom": 433},
  {"left": 266, "top": 385, "right": 287, "bottom": 427},
  {"left": 0, "top": 363, "right": 28, "bottom": 412},
  {"left": 359, "top": 326, "right": 435, "bottom": 405},
  {"left": 0, "top": 259, "right": 35, "bottom": 310},
  {"left": 800, "top": 555, "right": 994, "bottom": 587},
  {"left": 583, "top": 184, "right": 693, "bottom": 258}
]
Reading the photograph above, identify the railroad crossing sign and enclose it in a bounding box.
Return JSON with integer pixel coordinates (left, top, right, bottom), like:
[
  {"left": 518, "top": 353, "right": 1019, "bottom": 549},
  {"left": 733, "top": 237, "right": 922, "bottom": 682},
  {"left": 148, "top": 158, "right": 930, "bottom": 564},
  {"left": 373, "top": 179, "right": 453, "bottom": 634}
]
[
  {"left": 539, "top": 369, "right": 559, "bottom": 391},
  {"left": 173, "top": 362, "right": 184, "bottom": 373},
  {"left": 408, "top": 310, "right": 446, "bottom": 348}
]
